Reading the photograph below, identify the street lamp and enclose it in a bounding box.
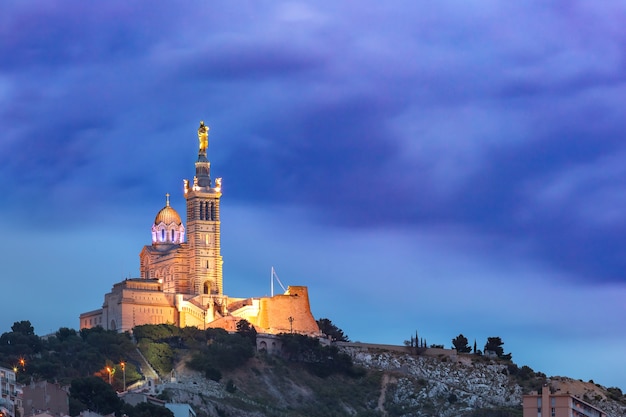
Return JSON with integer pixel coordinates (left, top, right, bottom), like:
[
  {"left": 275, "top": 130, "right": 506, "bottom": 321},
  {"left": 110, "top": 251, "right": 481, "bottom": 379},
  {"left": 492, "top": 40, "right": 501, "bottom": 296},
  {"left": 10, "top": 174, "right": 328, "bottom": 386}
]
[
  {"left": 106, "top": 367, "right": 112, "bottom": 385},
  {"left": 288, "top": 316, "right": 294, "bottom": 333},
  {"left": 120, "top": 362, "right": 126, "bottom": 392}
]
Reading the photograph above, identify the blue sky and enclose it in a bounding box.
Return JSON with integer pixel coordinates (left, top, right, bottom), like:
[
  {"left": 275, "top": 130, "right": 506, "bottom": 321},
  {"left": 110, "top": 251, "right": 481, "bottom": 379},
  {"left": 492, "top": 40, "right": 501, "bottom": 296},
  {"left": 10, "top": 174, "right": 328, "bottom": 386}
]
[{"left": 2, "top": 1, "right": 626, "bottom": 389}]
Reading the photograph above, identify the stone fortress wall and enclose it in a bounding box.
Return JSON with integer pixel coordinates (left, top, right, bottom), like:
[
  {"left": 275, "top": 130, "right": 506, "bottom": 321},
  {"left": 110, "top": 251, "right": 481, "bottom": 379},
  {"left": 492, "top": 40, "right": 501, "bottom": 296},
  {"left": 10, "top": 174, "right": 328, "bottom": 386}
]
[{"left": 255, "top": 286, "right": 319, "bottom": 335}]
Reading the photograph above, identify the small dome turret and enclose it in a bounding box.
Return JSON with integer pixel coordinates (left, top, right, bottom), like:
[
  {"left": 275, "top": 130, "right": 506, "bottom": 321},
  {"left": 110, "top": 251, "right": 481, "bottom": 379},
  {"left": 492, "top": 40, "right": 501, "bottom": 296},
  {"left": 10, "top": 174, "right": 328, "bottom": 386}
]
[
  {"left": 155, "top": 205, "right": 182, "bottom": 225},
  {"left": 152, "top": 194, "right": 185, "bottom": 245}
]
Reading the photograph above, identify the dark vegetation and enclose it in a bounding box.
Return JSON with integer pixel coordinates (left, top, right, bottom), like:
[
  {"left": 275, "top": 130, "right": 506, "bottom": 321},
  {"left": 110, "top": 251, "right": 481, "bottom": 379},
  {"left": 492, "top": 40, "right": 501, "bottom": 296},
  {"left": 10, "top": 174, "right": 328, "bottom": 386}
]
[
  {"left": 406, "top": 330, "right": 513, "bottom": 360},
  {"left": 69, "top": 376, "right": 122, "bottom": 416},
  {"left": 0, "top": 321, "right": 140, "bottom": 389},
  {"left": 452, "top": 333, "right": 472, "bottom": 353},
  {"left": 484, "top": 337, "right": 512, "bottom": 360},
  {"left": 187, "top": 327, "right": 255, "bottom": 381},
  {"left": 131, "top": 320, "right": 258, "bottom": 382},
  {"left": 506, "top": 363, "right": 547, "bottom": 393},
  {"left": 68, "top": 376, "right": 174, "bottom": 417},
  {"left": 404, "top": 330, "right": 428, "bottom": 352},
  {"left": 607, "top": 386, "right": 625, "bottom": 403},
  {"left": 277, "top": 333, "right": 364, "bottom": 378},
  {"left": 316, "top": 317, "right": 349, "bottom": 342},
  {"left": 2, "top": 320, "right": 625, "bottom": 417}
]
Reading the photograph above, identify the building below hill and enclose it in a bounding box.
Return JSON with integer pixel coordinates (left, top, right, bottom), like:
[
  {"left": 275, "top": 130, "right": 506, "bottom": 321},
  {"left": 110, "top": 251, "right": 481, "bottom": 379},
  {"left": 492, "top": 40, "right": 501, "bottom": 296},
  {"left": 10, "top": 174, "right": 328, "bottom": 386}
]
[
  {"left": 523, "top": 386, "right": 607, "bottom": 417},
  {"left": 22, "top": 381, "right": 69, "bottom": 417},
  {"left": 0, "top": 366, "right": 22, "bottom": 417},
  {"left": 80, "top": 122, "right": 320, "bottom": 337}
]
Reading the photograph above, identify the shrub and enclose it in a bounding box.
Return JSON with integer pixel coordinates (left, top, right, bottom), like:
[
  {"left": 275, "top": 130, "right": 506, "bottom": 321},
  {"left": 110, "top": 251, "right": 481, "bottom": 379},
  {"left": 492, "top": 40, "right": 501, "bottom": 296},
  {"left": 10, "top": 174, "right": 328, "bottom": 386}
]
[
  {"left": 187, "top": 332, "right": 254, "bottom": 381},
  {"left": 138, "top": 341, "right": 174, "bottom": 374},
  {"left": 278, "top": 333, "right": 358, "bottom": 378},
  {"left": 225, "top": 379, "right": 237, "bottom": 393}
]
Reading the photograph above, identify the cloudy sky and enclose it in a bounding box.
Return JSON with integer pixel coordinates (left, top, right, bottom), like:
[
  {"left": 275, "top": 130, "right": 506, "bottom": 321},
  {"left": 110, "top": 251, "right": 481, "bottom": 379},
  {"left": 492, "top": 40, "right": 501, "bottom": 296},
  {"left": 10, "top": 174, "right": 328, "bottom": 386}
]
[{"left": 2, "top": 1, "right": 626, "bottom": 389}]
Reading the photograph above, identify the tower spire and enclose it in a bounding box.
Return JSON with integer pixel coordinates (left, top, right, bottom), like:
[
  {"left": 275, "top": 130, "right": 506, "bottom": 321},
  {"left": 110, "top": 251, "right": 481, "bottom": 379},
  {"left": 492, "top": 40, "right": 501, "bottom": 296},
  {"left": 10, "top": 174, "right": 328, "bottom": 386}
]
[
  {"left": 184, "top": 121, "right": 223, "bottom": 296},
  {"left": 165, "top": 193, "right": 170, "bottom": 207}
]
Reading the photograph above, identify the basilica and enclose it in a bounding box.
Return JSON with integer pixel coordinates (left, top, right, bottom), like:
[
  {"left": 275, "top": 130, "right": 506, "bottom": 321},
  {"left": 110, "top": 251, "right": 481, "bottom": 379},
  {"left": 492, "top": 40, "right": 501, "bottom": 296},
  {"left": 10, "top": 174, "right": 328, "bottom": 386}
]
[{"left": 80, "top": 123, "right": 320, "bottom": 336}]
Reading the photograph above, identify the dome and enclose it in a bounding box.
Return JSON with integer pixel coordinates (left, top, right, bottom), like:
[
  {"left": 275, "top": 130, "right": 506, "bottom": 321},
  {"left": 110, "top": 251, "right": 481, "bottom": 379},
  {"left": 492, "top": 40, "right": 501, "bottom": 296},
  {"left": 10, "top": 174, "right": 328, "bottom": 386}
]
[
  {"left": 154, "top": 205, "right": 182, "bottom": 225},
  {"left": 152, "top": 193, "right": 185, "bottom": 245},
  {"left": 154, "top": 193, "right": 182, "bottom": 225}
]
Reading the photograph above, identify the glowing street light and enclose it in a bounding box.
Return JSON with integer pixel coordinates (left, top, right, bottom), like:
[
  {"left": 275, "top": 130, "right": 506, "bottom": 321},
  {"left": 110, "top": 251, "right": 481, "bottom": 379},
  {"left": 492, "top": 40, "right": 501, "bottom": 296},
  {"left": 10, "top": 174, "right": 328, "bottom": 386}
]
[
  {"left": 106, "top": 366, "right": 113, "bottom": 385},
  {"left": 120, "top": 362, "right": 126, "bottom": 392},
  {"left": 13, "top": 358, "right": 25, "bottom": 374}
]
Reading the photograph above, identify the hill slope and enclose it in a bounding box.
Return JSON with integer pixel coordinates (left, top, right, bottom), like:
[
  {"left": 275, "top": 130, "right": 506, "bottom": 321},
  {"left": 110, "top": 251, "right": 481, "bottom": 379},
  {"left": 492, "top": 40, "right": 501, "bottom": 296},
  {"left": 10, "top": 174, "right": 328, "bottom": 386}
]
[{"left": 154, "top": 345, "right": 626, "bottom": 417}]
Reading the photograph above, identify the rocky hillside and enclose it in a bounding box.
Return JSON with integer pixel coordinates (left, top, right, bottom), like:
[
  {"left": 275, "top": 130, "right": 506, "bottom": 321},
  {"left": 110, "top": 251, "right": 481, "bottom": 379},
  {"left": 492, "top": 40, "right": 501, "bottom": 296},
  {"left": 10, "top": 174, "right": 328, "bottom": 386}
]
[
  {"left": 153, "top": 344, "right": 626, "bottom": 417},
  {"left": 349, "top": 348, "right": 522, "bottom": 416}
]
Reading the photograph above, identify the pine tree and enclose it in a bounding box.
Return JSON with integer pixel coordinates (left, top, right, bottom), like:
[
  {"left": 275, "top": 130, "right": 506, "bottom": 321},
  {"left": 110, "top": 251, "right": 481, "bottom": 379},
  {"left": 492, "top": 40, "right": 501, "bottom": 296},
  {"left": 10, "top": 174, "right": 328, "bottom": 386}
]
[{"left": 452, "top": 334, "right": 471, "bottom": 353}]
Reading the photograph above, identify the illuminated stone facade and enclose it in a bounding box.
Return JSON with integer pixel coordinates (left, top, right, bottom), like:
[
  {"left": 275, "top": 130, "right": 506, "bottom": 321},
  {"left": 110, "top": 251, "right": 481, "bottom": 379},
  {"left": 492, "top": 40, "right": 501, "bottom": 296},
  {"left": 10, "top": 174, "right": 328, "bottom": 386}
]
[{"left": 80, "top": 123, "right": 320, "bottom": 336}]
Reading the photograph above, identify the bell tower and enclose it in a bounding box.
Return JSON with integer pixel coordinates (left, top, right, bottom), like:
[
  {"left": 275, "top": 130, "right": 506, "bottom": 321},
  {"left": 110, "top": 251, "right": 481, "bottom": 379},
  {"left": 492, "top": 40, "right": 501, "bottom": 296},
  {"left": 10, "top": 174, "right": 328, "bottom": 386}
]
[{"left": 183, "top": 121, "right": 223, "bottom": 296}]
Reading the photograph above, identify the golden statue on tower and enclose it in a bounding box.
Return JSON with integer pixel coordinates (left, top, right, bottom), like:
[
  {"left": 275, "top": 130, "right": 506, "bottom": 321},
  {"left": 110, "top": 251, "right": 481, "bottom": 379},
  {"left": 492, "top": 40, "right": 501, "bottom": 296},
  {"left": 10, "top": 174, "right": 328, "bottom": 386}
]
[{"left": 198, "top": 121, "right": 209, "bottom": 153}]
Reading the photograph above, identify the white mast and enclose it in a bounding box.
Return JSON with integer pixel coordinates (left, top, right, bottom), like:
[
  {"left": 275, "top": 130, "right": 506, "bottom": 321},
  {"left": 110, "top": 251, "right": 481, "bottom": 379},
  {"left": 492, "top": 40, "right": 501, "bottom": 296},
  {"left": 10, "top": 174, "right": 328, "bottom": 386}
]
[{"left": 271, "top": 266, "right": 287, "bottom": 296}]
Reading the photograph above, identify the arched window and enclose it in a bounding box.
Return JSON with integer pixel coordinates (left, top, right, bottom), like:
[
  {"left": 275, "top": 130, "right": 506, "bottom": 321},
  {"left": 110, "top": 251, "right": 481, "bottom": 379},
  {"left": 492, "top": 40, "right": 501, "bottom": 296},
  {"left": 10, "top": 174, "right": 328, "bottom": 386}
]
[
  {"left": 171, "top": 229, "right": 175, "bottom": 241},
  {"left": 161, "top": 229, "right": 165, "bottom": 241},
  {"left": 203, "top": 281, "right": 210, "bottom": 294}
]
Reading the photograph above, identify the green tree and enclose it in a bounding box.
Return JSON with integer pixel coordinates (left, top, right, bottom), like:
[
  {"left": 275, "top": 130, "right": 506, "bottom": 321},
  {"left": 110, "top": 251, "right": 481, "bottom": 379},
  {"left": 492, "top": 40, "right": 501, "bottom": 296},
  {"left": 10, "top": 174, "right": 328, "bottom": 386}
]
[
  {"left": 187, "top": 331, "right": 255, "bottom": 381},
  {"left": 69, "top": 376, "right": 122, "bottom": 416},
  {"left": 452, "top": 334, "right": 472, "bottom": 353},
  {"left": 138, "top": 341, "right": 174, "bottom": 375},
  {"left": 179, "top": 326, "right": 207, "bottom": 349},
  {"left": 0, "top": 320, "right": 42, "bottom": 359},
  {"left": 236, "top": 319, "right": 257, "bottom": 344},
  {"left": 56, "top": 327, "right": 77, "bottom": 341},
  {"left": 404, "top": 331, "right": 418, "bottom": 352},
  {"left": 133, "top": 324, "right": 179, "bottom": 343},
  {"left": 607, "top": 387, "right": 624, "bottom": 402},
  {"left": 278, "top": 333, "right": 356, "bottom": 378},
  {"left": 484, "top": 337, "right": 512, "bottom": 360},
  {"left": 11, "top": 320, "right": 35, "bottom": 335},
  {"left": 317, "top": 318, "right": 349, "bottom": 342}
]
